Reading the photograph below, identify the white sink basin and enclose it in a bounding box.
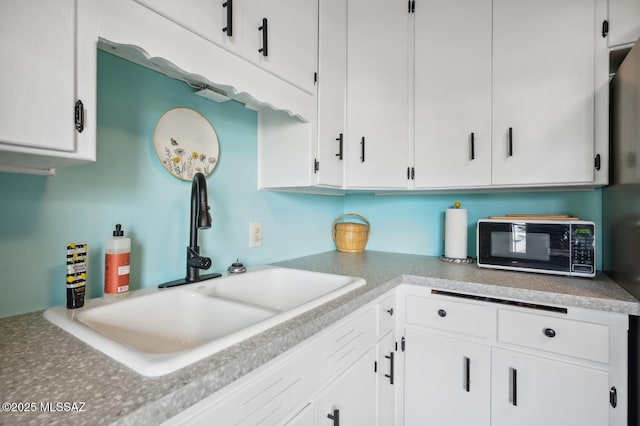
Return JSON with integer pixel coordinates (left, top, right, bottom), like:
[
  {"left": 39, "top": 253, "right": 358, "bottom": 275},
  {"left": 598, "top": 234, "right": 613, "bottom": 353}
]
[
  {"left": 76, "top": 291, "right": 275, "bottom": 353},
  {"left": 208, "top": 267, "right": 362, "bottom": 311},
  {"left": 44, "top": 266, "right": 365, "bottom": 376}
]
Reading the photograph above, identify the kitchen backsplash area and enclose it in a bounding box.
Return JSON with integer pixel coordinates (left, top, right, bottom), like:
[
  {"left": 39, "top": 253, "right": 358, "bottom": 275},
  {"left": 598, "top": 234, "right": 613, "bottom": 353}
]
[
  {"left": 345, "top": 190, "right": 602, "bottom": 265},
  {"left": 0, "top": 50, "right": 603, "bottom": 319}
]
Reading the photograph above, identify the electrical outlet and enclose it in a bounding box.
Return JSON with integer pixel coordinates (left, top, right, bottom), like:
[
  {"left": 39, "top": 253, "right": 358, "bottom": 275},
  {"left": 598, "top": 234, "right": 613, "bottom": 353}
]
[{"left": 249, "top": 222, "right": 263, "bottom": 248}]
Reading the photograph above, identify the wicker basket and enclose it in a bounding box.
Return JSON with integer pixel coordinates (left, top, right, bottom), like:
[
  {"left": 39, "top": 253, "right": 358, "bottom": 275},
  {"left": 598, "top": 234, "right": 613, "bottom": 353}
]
[{"left": 332, "top": 214, "right": 370, "bottom": 253}]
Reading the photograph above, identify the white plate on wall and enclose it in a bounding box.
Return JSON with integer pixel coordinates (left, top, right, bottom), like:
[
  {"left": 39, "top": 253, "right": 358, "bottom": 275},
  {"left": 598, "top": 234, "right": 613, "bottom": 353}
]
[{"left": 153, "top": 107, "right": 220, "bottom": 181}]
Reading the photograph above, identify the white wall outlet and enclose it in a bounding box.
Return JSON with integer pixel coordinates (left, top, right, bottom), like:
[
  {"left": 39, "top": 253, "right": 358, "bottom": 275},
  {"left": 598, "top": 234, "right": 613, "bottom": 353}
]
[{"left": 249, "top": 222, "right": 263, "bottom": 248}]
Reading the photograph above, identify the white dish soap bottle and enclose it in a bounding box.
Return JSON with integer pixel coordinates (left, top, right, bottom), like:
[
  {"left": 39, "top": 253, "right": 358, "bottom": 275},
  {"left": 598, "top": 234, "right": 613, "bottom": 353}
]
[{"left": 104, "top": 224, "right": 130, "bottom": 297}]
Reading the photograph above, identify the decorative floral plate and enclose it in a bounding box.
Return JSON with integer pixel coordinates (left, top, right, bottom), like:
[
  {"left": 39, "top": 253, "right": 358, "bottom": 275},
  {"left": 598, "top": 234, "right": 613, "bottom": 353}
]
[{"left": 153, "top": 107, "right": 220, "bottom": 181}]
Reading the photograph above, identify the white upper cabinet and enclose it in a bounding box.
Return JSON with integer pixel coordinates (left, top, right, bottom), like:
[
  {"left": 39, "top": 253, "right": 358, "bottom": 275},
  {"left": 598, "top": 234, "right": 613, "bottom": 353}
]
[
  {"left": 607, "top": 0, "right": 640, "bottom": 47},
  {"left": 133, "top": 0, "right": 318, "bottom": 95},
  {"left": 0, "top": 0, "right": 96, "bottom": 173},
  {"left": 491, "top": 0, "right": 597, "bottom": 186},
  {"left": 134, "top": 0, "right": 242, "bottom": 54},
  {"left": 413, "top": 0, "right": 492, "bottom": 189},
  {"left": 345, "top": 0, "right": 410, "bottom": 189},
  {"left": 242, "top": 0, "right": 318, "bottom": 94},
  {"left": 316, "top": 0, "right": 346, "bottom": 187}
]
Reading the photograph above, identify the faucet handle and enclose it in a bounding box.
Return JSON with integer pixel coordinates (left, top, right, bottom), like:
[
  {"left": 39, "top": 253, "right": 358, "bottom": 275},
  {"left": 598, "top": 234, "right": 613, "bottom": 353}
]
[{"left": 187, "top": 247, "right": 212, "bottom": 270}]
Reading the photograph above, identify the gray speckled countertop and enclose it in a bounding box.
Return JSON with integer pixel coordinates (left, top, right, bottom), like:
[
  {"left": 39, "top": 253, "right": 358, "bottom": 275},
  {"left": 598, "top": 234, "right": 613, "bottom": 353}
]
[{"left": 1, "top": 250, "right": 638, "bottom": 425}]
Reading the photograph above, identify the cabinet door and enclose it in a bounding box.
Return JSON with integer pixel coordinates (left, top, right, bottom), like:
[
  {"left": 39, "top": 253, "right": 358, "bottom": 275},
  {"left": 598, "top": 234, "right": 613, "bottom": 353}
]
[
  {"left": 134, "top": 0, "right": 241, "bottom": 54},
  {"left": 492, "top": 0, "right": 596, "bottom": 186},
  {"left": 0, "top": 0, "right": 76, "bottom": 152},
  {"left": 608, "top": 0, "right": 640, "bottom": 47},
  {"left": 491, "top": 348, "right": 610, "bottom": 426},
  {"left": 315, "top": 348, "right": 377, "bottom": 426},
  {"left": 242, "top": 0, "right": 318, "bottom": 94},
  {"left": 403, "top": 328, "right": 491, "bottom": 426},
  {"left": 413, "top": 0, "right": 492, "bottom": 189},
  {"left": 377, "top": 331, "right": 396, "bottom": 426},
  {"left": 345, "top": 0, "right": 410, "bottom": 189},
  {"left": 316, "top": 0, "right": 346, "bottom": 187}
]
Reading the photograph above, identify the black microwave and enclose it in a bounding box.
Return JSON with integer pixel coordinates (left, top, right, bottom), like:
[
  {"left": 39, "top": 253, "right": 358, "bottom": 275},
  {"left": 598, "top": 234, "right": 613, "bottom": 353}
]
[{"left": 477, "top": 219, "right": 596, "bottom": 277}]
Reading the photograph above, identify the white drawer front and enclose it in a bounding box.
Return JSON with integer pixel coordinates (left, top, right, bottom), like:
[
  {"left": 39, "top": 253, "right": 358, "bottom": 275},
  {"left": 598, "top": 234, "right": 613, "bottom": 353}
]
[
  {"left": 377, "top": 293, "right": 396, "bottom": 337},
  {"left": 497, "top": 309, "right": 610, "bottom": 364},
  {"left": 405, "top": 295, "right": 493, "bottom": 338},
  {"left": 317, "top": 306, "right": 377, "bottom": 379}
]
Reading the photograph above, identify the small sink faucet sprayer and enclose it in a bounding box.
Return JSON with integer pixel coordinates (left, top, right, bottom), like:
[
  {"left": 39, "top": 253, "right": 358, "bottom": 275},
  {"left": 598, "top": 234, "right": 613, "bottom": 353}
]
[{"left": 158, "top": 172, "right": 222, "bottom": 288}]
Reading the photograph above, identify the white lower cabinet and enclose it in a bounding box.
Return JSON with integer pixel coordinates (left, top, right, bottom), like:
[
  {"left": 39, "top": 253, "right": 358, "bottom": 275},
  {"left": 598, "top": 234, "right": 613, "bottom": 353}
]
[
  {"left": 400, "top": 285, "right": 629, "bottom": 426},
  {"left": 314, "top": 347, "right": 377, "bottom": 425},
  {"left": 165, "top": 284, "right": 628, "bottom": 426},
  {"left": 491, "top": 348, "right": 609, "bottom": 426},
  {"left": 403, "top": 328, "right": 491, "bottom": 426}
]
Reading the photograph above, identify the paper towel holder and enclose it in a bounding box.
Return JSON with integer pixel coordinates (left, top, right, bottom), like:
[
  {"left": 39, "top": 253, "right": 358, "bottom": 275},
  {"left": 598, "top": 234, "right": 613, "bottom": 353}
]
[{"left": 441, "top": 201, "right": 474, "bottom": 264}]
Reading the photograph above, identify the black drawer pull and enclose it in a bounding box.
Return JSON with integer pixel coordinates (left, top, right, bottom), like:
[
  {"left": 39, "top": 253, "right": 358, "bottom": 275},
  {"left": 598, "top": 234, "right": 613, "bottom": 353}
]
[
  {"left": 470, "top": 132, "right": 475, "bottom": 160},
  {"left": 360, "top": 137, "right": 365, "bottom": 162},
  {"left": 384, "top": 352, "right": 395, "bottom": 385},
  {"left": 543, "top": 328, "right": 556, "bottom": 338},
  {"left": 508, "top": 127, "right": 513, "bottom": 157},
  {"left": 258, "top": 18, "right": 268, "bottom": 56},
  {"left": 222, "top": 0, "right": 233, "bottom": 37},
  {"left": 509, "top": 367, "right": 518, "bottom": 406},
  {"left": 335, "top": 133, "right": 343, "bottom": 160},
  {"left": 327, "top": 408, "right": 340, "bottom": 426},
  {"left": 463, "top": 356, "right": 470, "bottom": 392},
  {"left": 437, "top": 309, "right": 447, "bottom": 318}
]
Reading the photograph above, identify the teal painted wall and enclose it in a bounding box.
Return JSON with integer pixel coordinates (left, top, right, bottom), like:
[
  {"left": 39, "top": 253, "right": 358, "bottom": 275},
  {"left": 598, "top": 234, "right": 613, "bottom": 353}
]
[
  {"left": 0, "top": 51, "right": 604, "bottom": 319},
  {"left": 344, "top": 190, "right": 603, "bottom": 265},
  {"left": 0, "top": 51, "right": 343, "bottom": 318}
]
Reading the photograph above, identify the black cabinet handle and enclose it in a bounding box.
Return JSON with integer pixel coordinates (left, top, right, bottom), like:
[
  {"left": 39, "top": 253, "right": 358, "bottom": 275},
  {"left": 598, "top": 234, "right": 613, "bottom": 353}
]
[
  {"left": 335, "top": 133, "right": 343, "bottom": 160},
  {"left": 470, "top": 132, "right": 475, "bottom": 160},
  {"left": 610, "top": 386, "right": 617, "bottom": 408},
  {"left": 437, "top": 309, "right": 447, "bottom": 317},
  {"left": 384, "top": 352, "right": 395, "bottom": 385},
  {"left": 543, "top": 328, "right": 556, "bottom": 338},
  {"left": 463, "top": 356, "right": 470, "bottom": 392},
  {"left": 222, "top": 0, "right": 233, "bottom": 36},
  {"left": 258, "top": 18, "right": 268, "bottom": 57},
  {"left": 508, "top": 127, "right": 513, "bottom": 157},
  {"left": 327, "top": 408, "right": 340, "bottom": 426},
  {"left": 509, "top": 367, "right": 518, "bottom": 406},
  {"left": 360, "top": 137, "right": 365, "bottom": 162}
]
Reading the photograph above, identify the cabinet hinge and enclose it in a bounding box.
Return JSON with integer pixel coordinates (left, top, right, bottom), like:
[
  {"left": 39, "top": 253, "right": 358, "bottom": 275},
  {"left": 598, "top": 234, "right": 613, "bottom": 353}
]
[
  {"left": 401, "top": 336, "right": 406, "bottom": 352},
  {"left": 594, "top": 153, "right": 601, "bottom": 171},
  {"left": 610, "top": 386, "right": 617, "bottom": 408},
  {"left": 407, "top": 167, "right": 415, "bottom": 180},
  {"left": 602, "top": 20, "right": 609, "bottom": 38},
  {"left": 314, "top": 158, "right": 319, "bottom": 173},
  {"left": 314, "top": 72, "right": 318, "bottom": 85},
  {"left": 74, "top": 100, "right": 84, "bottom": 133}
]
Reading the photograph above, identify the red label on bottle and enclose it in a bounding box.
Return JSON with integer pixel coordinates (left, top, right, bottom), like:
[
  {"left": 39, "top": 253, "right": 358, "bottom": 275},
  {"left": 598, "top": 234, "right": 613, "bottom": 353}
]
[{"left": 105, "top": 253, "right": 130, "bottom": 294}]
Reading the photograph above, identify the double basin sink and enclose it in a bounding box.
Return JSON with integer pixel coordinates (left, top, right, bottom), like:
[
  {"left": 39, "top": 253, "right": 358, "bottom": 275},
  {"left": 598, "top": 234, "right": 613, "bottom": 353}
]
[{"left": 44, "top": 267, "right": 366, "bottom": 376}]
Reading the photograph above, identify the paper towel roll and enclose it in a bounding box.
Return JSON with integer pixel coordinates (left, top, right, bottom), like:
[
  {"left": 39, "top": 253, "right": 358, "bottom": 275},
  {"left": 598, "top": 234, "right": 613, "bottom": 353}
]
[{"left": 445, "top": 208, "right": 468, "bottom": 259}]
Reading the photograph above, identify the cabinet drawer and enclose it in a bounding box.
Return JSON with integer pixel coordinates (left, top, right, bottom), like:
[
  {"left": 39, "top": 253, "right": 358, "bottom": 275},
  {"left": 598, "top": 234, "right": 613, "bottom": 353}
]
[
  {"left": 497, "top": 309, "right": 610, "bottom": 364},
  {"left": 405, "top": 295, "right": 493, "bottom": 338},
  {"left": 316, "top": 306, "right": 377, "bottom": 379},
  {"left": 377, "top": 293, "right": 396, "bottom": 337},
  {"left": 167, "top": 344, "right": 315, "bottom": 426}
]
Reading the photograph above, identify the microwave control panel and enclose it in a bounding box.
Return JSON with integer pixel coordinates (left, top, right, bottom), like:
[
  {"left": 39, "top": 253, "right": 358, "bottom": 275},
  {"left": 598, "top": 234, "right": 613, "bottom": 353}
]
[{"left": 570, "top": 223, "right": 595, "bottom": 275}]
